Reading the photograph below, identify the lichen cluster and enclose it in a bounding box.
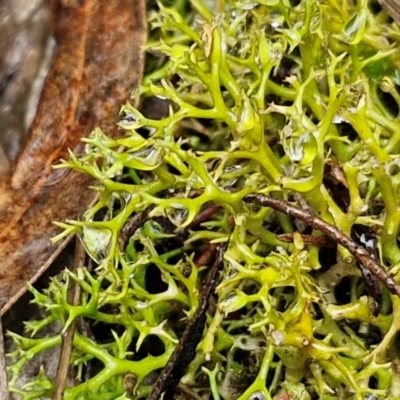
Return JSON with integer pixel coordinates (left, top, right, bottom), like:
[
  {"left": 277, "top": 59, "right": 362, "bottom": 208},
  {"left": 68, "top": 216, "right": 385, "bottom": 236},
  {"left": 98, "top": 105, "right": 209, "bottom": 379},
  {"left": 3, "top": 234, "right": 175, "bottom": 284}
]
[{"left": 7, "top": 0, "right": 400, "bottom": 399}]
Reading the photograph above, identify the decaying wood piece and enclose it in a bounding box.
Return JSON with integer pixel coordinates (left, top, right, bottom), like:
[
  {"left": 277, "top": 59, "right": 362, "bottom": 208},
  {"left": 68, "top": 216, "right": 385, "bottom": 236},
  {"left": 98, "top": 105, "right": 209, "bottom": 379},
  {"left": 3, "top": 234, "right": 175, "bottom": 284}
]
[{"left": 0, "top": 0, "right": 147, "bottom": 315}]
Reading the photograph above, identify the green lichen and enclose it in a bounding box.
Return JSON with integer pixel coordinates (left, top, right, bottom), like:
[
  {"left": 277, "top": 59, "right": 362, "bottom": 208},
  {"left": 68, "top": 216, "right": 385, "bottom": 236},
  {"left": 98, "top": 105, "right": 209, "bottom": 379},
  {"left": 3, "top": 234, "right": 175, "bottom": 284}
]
[{"left": 7, "top": 0, "right": 400, "bottom": 399}]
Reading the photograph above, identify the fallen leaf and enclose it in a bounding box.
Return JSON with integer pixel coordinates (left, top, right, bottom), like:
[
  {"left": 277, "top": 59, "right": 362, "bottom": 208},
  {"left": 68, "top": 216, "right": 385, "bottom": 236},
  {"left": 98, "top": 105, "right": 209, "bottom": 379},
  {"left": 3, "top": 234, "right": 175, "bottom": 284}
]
[{"left": 0, "top": 0, "right": 147, "bottom": 315}]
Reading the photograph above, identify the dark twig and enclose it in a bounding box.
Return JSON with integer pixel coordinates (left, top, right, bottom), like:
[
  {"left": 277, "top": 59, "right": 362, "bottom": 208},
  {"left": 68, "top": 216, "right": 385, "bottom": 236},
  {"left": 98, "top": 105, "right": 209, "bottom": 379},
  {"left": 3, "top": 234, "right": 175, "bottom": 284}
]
[
  {"left": 52, "top": 239, "right": 86, "bottom": 400},
  {"left": 0, "top": 316, "right": 10, "bottom": 400},
  {"left": 147, "top": 244, "right": 226, "bottom": 400},
  {"left": 119, "top": 205, "right": 154, "bottom": 250},
  {"left": 188, "top": 204, "right": 221, "bottom": 229},
  {"left": 277, "top": 233, "right": 335, "bottom": 248},
  {"left": 78, "top": 258, "right": 96, "bottom": 382},
  {"left": 244, "top": 194, "right": 400, "bottom": 297},
  {"left": 195, "top": 243, "right": 217, "bottom": 267}
]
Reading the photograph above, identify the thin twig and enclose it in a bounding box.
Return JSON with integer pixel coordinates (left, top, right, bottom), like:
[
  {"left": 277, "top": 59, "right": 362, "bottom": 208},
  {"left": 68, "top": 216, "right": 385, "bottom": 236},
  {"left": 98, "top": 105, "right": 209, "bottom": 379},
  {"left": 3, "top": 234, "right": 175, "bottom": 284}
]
[
  {"left": 277, "top": 233, "right": 335, "bottom": 248},
  {"left": 195, "top": 243, "right": 217, "bottom": 267},
  {"left": 0, "top": 316, "right": 10, "bottom": 400},
  {"left": 78, "top": 258, "right": 96, "bottom": 382},
  {"left": 244, "top": 194, "right": 400, "bottom": 297},
  {"left": 188, "top": 204, "right": 221, "bottom": 228},
  {"left": 119, "top": 205, "right": 154, "bottom": 250},
  {"left": 147, "top": 244, "right": 226, "bottom": 400},
  {"left": 52, "top": 239, "right": 86, "bottom": 400}
]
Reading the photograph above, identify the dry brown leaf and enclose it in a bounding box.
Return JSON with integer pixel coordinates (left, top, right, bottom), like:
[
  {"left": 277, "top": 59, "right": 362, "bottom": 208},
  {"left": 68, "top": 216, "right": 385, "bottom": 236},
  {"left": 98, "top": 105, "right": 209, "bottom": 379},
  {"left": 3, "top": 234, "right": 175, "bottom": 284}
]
[{"left": 0, "top": 0, "right": 147, "bottom": 315}]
